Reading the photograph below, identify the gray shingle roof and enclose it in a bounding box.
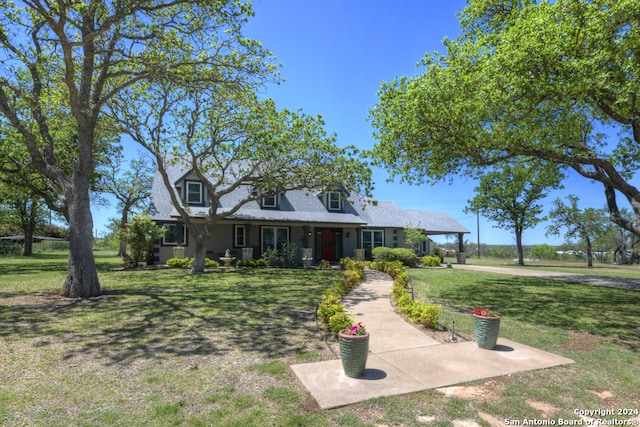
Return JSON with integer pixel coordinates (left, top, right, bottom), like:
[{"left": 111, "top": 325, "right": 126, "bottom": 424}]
[{"left": 149, "top": 164, "right": 469, "bottom": 234}]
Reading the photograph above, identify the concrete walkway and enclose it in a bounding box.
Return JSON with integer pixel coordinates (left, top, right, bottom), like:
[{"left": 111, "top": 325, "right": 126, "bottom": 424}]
[{"left": 291, "top": 270, "right": 574, "bottom": 409}]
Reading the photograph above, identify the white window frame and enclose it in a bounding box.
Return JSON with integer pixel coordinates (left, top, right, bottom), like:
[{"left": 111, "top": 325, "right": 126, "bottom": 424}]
[
  {"left": 327, "top": 191, "right": 342, "bottom": 211},
  {"left": 362, "top": 230, "right": 384, "bottom": 249},
  {"left": 186, "top": 181, "right": 203, "bottom": 205},
  {"left": 163, "top": 223, "right": 187, "bottom": 246},
  {"left": 262, "top": 194, "right": 277, "bottom": 208},
  {"left": 234, "top": 225, "right": 246, "bottom": 247}
]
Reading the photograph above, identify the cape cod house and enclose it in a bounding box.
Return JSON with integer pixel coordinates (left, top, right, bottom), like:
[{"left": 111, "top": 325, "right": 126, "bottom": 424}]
[{"left": 149, "top": 164, "right": 470, "bottom": 264}]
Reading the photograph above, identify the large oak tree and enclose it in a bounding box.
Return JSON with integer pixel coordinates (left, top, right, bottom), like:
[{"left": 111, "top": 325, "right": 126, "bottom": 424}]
[
  {"left": 466, "top": 160, "right": 563, "bottom": 265},
  {"left": 370, "top": 0, "right": 640, "bottom": 239},
  {"left": 0, "top": 1, "right": 276, "bottom": 297},
  {"left": 547, "top": 195, "right": 609, "bottom": 267},
  {"left": 111, "top": 82, "right": 373, "bottom": 273}
]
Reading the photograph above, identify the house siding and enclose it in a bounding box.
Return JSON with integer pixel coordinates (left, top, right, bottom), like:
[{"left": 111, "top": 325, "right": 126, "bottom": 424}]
[{"left": 156, "top": 221, "right": 364, "bottom": 264}]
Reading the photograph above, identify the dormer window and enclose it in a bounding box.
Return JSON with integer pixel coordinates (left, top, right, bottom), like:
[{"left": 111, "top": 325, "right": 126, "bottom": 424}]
[
  {"left": 327, "top": 191, "right": 342, "bottom": 211},
  {"left": 186, "top": 181, "right": 203, "bottom": 204},
  {"left": 262, "top": 194, "right": 278, "bottom": 209}
]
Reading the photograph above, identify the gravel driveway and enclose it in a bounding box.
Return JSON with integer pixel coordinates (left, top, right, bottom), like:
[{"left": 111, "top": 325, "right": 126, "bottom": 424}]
[{"left": 453, "top": 264, "right": 640, "bottom": 291}]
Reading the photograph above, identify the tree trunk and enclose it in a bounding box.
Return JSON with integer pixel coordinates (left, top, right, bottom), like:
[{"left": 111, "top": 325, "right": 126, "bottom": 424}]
[
  {"left": 118, "top": 241, "right": 126, "bottom": 257},
  {"left": 23, "top": 228, "right": 34, "bottom": 256},
  {"left": 21, "top": 199, "right": 37, "bottom": 256},
  {"left": 515, "top": 227, "right": 525, "bottom": 266},
  {"left": 586, "top": 236, "right": 594, "bottom": 268},
  {"left": 61, "top": 184, "right": 100, "bottom": 298},
  {"left": 191, "top": 238, "right": 207, "bottom": 273},
  {"left": 117, "top": 209, "right": 128, "bottom": 257}
]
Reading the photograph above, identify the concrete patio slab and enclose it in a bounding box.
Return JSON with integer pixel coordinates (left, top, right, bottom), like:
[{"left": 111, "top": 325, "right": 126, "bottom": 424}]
[
  {"left": 290, "top": 355, "right": 426, "bottom": 409},
  {"left": 291, "top": 338, "right": 574, "bottom": 409}
]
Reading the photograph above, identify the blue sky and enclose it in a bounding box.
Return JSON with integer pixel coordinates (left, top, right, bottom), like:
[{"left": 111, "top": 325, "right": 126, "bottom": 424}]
[{"left": 92, "top": 0, "right": 623, "bottom": 246}]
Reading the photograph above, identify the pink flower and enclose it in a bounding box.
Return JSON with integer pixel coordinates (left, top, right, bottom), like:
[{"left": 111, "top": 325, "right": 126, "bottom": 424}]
[{"left": 473, "top": 308, "right": 494, "bottom": 317}]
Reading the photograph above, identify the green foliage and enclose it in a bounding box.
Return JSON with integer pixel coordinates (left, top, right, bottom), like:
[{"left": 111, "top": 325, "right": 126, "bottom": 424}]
[
  {"left": 236, "top": 258, "right": 268, "bottom": 268},
  {"left": 316, "top": 291, "right": 344, "bottom": 324},
  {"left": 466, "top": 160, "right": 563, "bottom": 265},
  {"left": 403, "top": 224, "right": 428, "bottom": 249},
  {"left": 166, "top": 257, "right": 192, "bottom": 268},
  {"left": 466, "top": 161, "right": 561, "bottom": 232},
  {"left": 328, "top": 312, "right": 353, "bottom": 335},
  {"left": 263, "top": 243, "right": 298, "bottom": 268},
  {"left": 0, "top": 241, "right": 21, "bottom": 255},
  {"left": 117, "top": 215, "right": 165, "bottom": 265},
  {"left": 530, "top": 244, "right": 558, "bottom": 260},
  {"left": 339, "top": 257, "right": 365, "bottom": 275},
  {"left": 391, "top": 280, "right": 407, "bottom": 301},
  {"left": 205, "top": 259, "right": 220, "bottom": 268},
  {"left": 316, "top": 258, "right": 366, "bottom": 335},
  {"left": 421, "top": 255, "right": 442, "bottom": 267},
  {"left": 371, "top": 246, "right": 392, "bottom": 261},
  {"left": 369, "top": 0, "right": 640, "bottom": 241},
  {"left": 410, "top": 303, "right": 442, "bottom": 329},
  {"left": 547, "top": 195, "right": 610, "bottom": 267},
  {"left": 369, "top": 260, "right": 405, "bottom": 279},
  {"left": 281, "top": 242, "right": 298, "bottom": 268},
  {"left": 1, "top": 0, "right": 282, "bottom": 294},
  {"left": 342, "top": 269, "right": 363, "bottom": 289},
  {"left": 165, "top": 257, "right": 220, "bottom": 269},
  {"left": 372, "top": 247, "right": 418, "bottom": 267},
  {"left": 396, "top": 294, "right": 413, "bottom": 312}
]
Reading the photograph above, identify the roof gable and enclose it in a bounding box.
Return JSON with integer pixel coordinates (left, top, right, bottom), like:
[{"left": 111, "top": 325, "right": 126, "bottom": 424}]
[{"left": 149, "top": 162, "right": 469, "bottom": 234}]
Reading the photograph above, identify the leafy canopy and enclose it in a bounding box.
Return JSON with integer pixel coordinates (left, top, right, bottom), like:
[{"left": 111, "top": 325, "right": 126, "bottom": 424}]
[{"left": 370, "top": 0, "right": 640, "bottom": 237}]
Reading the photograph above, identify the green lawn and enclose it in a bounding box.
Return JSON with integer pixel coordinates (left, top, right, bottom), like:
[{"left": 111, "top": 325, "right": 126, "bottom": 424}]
[
  {"left": 1, "top": 252, "right": 639, "bottom": 426},
  {"left": 409, "top": 267, "right": 640, "bottom": 423},
  {"left": 0, "top": 252, "right": 343, "bottom": 426}
]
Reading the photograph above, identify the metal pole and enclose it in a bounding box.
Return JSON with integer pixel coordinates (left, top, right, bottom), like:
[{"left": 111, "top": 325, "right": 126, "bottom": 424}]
[{"left": 477, "top": 211, "right": 480, "bottom": 258}]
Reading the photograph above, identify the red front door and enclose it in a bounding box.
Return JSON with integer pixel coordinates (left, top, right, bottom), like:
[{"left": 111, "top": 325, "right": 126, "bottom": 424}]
[{"left": 322, "top": 232, "right": 336, "bottom": 261}]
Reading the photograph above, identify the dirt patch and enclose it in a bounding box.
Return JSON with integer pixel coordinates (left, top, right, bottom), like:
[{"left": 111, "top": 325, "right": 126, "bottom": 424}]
[
  {"left": 526, "top": 399, "right": 559, "bottom": 418},
  {"left": 6, "top": 293, "right": 77, "bottom": 306},
  {"left": 555, "top": 331, "right": 609, "bottom": 352},
  {"left": 437, "top": 380, "right": 503, "bottom": 401},
  {"left": 586, "top": 387, "right": 614, "bottom": 400}
]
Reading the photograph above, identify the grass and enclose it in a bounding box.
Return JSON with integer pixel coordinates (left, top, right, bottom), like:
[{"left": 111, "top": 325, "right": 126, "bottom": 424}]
[
  {"left": 411, "top": 268, "right": 640, "bottom": 346},
  {"left": 409, "top": 266, "right": 640, "bottom": 423},
  {"left": 0, "top": 252, "right": 344, "bottom": 426},
  {"left": 1, "top": 251, "right": 639, "bottom": 426}
]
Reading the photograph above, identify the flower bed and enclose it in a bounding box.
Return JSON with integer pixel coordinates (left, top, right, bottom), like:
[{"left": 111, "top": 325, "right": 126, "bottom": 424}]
[
  {"left": 369, "top": 260, "right": 442, "bottom": 329},
  {"left": 316, "top": 258, "right": 365, "bottom": 335}
]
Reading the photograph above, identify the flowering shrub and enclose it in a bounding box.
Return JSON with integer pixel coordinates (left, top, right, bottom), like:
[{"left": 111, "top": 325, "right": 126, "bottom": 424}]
[
  {"left": 344, "top": 321, "right": 367, "bottom": 336},
  {"left": 473, "top": 308, "right": 496, "bottom": 317}
]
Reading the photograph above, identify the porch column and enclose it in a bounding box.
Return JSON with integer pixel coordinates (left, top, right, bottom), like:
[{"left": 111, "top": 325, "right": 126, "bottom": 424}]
[
  {"left": 302, "top": 225, "right": 311, "bottom": 248},
  {"left": 457, "top": 232, "right": 466, "bottom": 264},
  {"left": 244, "top": 223, "right": 252, "bottom": 247}
]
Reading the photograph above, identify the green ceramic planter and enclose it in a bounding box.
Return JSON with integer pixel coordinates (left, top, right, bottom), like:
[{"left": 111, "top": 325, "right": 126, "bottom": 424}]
[
  {"left": 338, "top": 331, "right": 370, "bottom": 378},
  {"left": 473, "top": 314, "right": 501, "bottom": 350}
]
